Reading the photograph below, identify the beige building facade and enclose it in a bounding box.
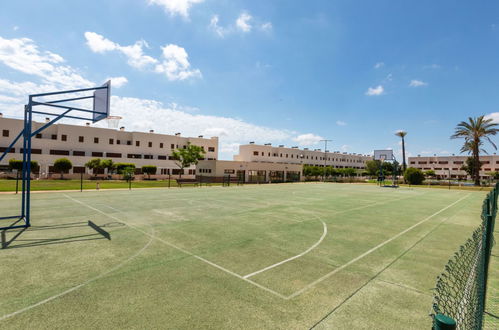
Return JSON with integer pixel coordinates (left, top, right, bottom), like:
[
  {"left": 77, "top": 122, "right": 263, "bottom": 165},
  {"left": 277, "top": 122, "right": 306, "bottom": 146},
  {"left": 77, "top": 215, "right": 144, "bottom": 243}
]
[
  {"left": 234, "top": 143, "right": 371, "bottom": 169},
  {"left": 0, "top": 117, "right": 218, "bottom": 178},
  {"left": 408, "top": 155, "right": 499, "bottom": 179},
  {"left": 197, "top": 160, "right": 303, "bottom": 183}
]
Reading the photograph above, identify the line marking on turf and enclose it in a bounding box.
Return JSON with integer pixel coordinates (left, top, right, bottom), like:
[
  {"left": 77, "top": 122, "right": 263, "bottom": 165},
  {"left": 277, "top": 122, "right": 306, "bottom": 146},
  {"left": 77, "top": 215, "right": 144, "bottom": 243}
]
[
  {"left": 243, "top": 218, "right": 327, "bottom": 279},
  {"left": 286, "top": 193, "right": 471, "bottom": 299},
  {"left": 63, "top": 194, "right": 288, "bottom": 300},
  {"left": 0, "top": 224, "right": 155, "bottom": 322}
]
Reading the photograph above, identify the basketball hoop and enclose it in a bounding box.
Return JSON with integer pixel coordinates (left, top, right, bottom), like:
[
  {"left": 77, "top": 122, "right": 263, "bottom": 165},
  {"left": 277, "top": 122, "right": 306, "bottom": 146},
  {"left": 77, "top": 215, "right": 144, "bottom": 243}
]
[{"left": 105, "top": 116, "right": 122, "bottom": 129}]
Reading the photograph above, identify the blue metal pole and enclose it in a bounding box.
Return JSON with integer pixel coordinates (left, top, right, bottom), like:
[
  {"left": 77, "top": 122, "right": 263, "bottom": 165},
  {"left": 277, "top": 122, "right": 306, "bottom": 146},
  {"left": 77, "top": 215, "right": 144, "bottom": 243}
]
[
  {"left": 21, "top": 105, "right": 28, "bottom": 220},
  {"left": 26, "top": 98, "right": 32, "bottom": 226}
]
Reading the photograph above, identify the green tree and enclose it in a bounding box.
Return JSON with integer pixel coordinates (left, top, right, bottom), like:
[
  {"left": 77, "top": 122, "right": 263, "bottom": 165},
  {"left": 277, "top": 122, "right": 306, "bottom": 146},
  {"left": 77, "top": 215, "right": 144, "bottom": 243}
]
[
  {"left": 404, "top": 167, "right": 425, "bottom": 185},
  {"left": 395, "top": 130, "right": 407, "bottom": 172},
  {"left": 451, "top": 116, "right": 499, "bottom": 186},
  {"left": 115, "top": 163, "right": 135, "bottom": 174},
  {"left": 486, "top": 171, "right": 499, "bottom": 180},
  {"left": 460, "top": 156, "right": 483, "bottom": 179},
  {"left": 53, "top": 158, "right": 72, "bottom": 179},
  {"left": 141, "top": 165, "right": 157, "bottom": 179},
  {"left": 424, "top": 169, "right": 436, "bottom": 178},
  {"left": 171, "top": 143, "right": 205, "bottom": 178},
  {"left": 365, "top": 160, "right": 381, "bottom": 176},
  {"left": 85, "top": 158, "right": 103, "bottom": 177},
  {"left": 101, "top": 159, "right": 115, "bottom": 175},
  {"left": 8, "top": 159, "right": 39, "bottom": 173},
  {"left": 122, "top": 166, "right": 135, "bottom": 182}
]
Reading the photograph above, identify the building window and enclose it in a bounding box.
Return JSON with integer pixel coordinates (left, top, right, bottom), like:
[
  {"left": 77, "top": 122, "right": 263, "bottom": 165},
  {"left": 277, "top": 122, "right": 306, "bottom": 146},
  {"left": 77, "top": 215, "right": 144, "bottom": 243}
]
[
  {"left": 188, "top": 169, "right": 196, "bottom": 175},
  {"left": 171, "top": 144, "right": 175, "bottom": 149},
  {"left": 73, "top": 151, "right": 85, "bottom": 156},
  {"left": 127, "top": 140, "right": 132, "bottom": 145},
  {"left": 79, "top": 136, "right": 84, "bottom": 142},
  {"left": 127, "top": 154, "right": 142, "bottom": 159},
  {"left": 50, "top": 150, "right": 70, "bottom": 156},
  {"left": 208, "top": 147, "right": 215, "bottom": 152},
  {"left": 158, "top": 155, "right": 167, "bottom": 160},
  {"left": 224, "top": 169, "right": 235, "bottom": 174},
  {"left": 61, "top": 134, "right": 67, "bottom": 141},
  {"left": 148, "top": 142, "right": 152, "bottom": 147},
  {"left": 73, "top": 166, "right": 85, "bottom": 174},
  {"left": 35, "top": 134, "right": 42, "bottom": 139},
  {"left": 117, "top": 140, "right": 121, "bottom": 145},
  {"left": 0, "top": 147, "right": 15, "bottom": 153},
  {"left": 2, "top": 130, "right": 9, "bottom": 137},
  {"left": 136, "top": 141, "right": 140, "bottom": 147},
  {"left": 160, "top": 143, "right": 163, "bottom": 148},
  {"left": 51, "top": 134, "right": 57, "bottom": 140},
  {"left": 94, "top": 137, "right": 99, "bottom": 143},
  {"left": 109, "top": 138, "right": 114, "bottom": 145},
  {"left": 106, "top": 152, "right": 122, "bottom": 158},
  {"left": 253, "top": 151, "right": 259, "bottom": 156},
  {"left": 92, "top": 152, "right": 104, "bottom": 157},
  {"left": 144, "top": 155, "right": 153, "bottom": 159}
]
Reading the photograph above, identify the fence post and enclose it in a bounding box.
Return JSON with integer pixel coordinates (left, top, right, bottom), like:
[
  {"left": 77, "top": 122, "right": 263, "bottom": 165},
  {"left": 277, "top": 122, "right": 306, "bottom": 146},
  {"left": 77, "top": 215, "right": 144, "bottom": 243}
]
[
  {"left": 483, "top": 194, "right": 495, "bottom": 310},
  {"left": 433, "top": 314, "right": 456, "bottom": 330}
]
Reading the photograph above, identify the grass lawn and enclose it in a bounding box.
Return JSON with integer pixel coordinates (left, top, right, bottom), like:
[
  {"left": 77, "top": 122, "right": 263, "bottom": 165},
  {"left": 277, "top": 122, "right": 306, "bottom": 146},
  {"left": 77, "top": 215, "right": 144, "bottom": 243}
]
[
  {"left": 0, "top": 183, "right": 494, "bottom": 329},
  {"left": 0, "top": 179, "right": 215, "bottom": 192}
]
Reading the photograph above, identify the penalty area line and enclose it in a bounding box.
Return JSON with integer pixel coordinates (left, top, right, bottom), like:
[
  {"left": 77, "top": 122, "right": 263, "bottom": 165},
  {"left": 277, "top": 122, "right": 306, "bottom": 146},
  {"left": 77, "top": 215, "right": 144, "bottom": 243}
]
[
  {"left": 63, "top": 194, "right": 288, "bottom": 300},
  {"left": 286, "top": 193, "right": 471, "bottom": 299}
]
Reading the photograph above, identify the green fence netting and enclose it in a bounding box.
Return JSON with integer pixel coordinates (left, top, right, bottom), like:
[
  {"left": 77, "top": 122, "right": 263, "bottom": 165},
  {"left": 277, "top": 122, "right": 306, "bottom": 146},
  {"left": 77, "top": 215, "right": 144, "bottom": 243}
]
[{"left": 431, "top": 183, "right": 498, "bottom": 329}]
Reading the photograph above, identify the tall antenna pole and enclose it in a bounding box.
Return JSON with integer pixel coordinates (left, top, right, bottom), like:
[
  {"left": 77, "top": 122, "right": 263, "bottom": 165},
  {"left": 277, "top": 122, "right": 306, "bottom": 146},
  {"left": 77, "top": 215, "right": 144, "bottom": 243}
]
[{"left": 320, "top": 139, "right": 332, "bottom": 182}]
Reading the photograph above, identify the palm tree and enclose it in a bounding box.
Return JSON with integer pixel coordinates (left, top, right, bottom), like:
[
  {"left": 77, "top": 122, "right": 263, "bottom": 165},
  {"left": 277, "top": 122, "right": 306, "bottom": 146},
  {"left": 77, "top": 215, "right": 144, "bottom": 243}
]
[
  {"left": 451, "top": 116, "right": 499, "bottom": 186},
  {"left": 395, "top": 130, "right": 407, "bottom": 172}
]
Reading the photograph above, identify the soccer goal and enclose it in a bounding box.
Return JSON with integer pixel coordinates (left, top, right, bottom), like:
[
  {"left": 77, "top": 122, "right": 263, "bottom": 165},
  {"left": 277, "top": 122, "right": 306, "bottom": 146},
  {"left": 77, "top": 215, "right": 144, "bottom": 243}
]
[{"left": 0, "top": 81, "right": 112, "bottom": 230}]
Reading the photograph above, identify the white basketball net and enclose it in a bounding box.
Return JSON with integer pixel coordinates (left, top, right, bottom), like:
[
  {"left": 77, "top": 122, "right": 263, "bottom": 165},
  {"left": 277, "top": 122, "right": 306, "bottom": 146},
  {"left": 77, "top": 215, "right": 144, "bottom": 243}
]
[{"left": 105, "top": 116, "right": 122, "bottom": 129}]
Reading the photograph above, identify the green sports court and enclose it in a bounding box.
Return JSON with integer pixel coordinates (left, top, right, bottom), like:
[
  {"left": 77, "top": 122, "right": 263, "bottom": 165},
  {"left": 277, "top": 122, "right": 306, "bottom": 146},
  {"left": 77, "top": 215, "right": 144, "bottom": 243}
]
[{"left": 0, "top": 183, "right": 494, "bottom": 329}]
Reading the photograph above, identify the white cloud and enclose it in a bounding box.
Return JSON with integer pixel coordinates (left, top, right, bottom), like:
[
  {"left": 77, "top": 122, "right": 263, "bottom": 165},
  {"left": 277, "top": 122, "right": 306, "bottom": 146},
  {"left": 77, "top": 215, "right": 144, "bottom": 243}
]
[
  {"left": 340, "top": 144, "right": 350, "bottom": 152},
  {"left": 13, "top": 26, "right": 19, "bottom": 31},
  {"left": 409, "top": 79, "right": 428, "bottom": 87},
  {"left": 485, "top": 112, "right": 499, "bottom": 123},
  {"left": 106, "top": 76, "right": 128, "bottom": 88},
  {"left": 292, "top": 133, "right": 324, "bottom": 146},
  {"left": 155, "top": 44, "right": 202, "bottom": 81},
  {"left": 85, "top": 32, "right": 200, "bottom": 81},
  {"left": 0, "top": 36, "right": 93, "bottom": 90},
  {"left": 374, "top": 62, "right": 384, "bottom": 69},
  {"left": 260, "top": 22, "right": 273, "bottom": 32},
  {"left": 336, "top": 120, "right": 347, "bottom": 126},
  {"left": 236, "top": 12, "right": 252, "bottom": 32},
  {"left": 84, "top": 32, "right": 158, "bottom": 70},
  {"left": 147, "top": 0, "right": 204, "bottom": 18},
  {"left": 209, "top": 15, "right": 229, "bottom": 38},
  {"left": 365, "top": 85, "right": 384, "bottom": 96}
]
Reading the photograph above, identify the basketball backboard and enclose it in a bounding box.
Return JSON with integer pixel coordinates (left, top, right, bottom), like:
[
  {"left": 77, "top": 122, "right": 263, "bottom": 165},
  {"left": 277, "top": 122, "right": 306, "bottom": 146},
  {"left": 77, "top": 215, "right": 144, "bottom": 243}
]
[
  {"left": 374, "top": 149, "right": 394, "bottom": 161},
  {"left": 92, "top": 80, "right": 111, "bottom": 122}
]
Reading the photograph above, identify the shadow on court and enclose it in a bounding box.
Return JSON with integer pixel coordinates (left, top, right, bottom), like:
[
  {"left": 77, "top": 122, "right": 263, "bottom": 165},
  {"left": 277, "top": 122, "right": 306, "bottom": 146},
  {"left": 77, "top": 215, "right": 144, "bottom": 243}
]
[{"left": 1, "top": 221, "right": 123, "bottom": 249}]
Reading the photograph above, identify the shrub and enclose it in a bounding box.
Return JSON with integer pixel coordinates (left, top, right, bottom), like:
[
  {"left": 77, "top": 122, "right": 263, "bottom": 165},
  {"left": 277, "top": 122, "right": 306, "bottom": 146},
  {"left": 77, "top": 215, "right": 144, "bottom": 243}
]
[
  {"left": 115, "top": 163, "right": 135, "bottom": 174},
  {"left": 8, "top": 159, "right": 39, "bottom": 173},
  {"left": 404, "top": 167, "right": 425, "bottom": 185},
  {"left": 142, "top": 165, "right": 157, "bottom": 179}
]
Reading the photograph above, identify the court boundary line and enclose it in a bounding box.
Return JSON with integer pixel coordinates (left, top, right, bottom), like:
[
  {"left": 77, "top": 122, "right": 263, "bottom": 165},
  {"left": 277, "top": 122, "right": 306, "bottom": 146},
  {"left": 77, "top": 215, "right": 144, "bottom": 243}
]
[
  {"left": 63, "top": 194, "right": 288, "bottom": 300},
  {"left": 286, "top": 193, "right": 471, "bottom": 299},
  {"left": 0, "top": 223, "right": 155, "bottom": 322},
  {"left": 243, "top": 218, "right": 328, "bottom": 279}
]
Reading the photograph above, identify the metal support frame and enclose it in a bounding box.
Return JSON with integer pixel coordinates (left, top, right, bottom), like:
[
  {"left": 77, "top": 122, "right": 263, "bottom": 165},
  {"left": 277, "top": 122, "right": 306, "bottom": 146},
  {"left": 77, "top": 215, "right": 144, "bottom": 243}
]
[{"left": 0, "top": 83, "right": 110, "bottom": 231}]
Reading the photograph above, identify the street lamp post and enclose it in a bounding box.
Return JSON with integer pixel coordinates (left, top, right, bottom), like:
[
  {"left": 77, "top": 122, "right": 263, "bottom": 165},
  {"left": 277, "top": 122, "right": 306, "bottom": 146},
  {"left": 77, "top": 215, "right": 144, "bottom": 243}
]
[{"left": 320, "top": 139, "right": 332, "bottom": 182}]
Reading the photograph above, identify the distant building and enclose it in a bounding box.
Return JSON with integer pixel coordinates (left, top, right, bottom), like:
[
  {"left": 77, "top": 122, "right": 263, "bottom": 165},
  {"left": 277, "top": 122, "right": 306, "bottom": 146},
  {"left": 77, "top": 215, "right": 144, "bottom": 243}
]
[
  {"left": 234, "top": 143, "right": 371, "bottom": 169},
  {"left": 408, "top": 155, "right": 499, "bottom": 179}
]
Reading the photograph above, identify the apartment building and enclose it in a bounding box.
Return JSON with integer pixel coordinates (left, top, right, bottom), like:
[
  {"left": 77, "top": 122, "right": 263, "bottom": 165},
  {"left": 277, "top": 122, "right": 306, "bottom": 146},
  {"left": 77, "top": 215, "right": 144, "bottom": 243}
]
[
  {"left": 234, "top": 143, "right": 371, "bottom": 169},
  {"left": 408, "top": 155, "right": 499, "bottom": 179},
  {"left": 0, "top": 116, "right": 218, "bottom": 178}
]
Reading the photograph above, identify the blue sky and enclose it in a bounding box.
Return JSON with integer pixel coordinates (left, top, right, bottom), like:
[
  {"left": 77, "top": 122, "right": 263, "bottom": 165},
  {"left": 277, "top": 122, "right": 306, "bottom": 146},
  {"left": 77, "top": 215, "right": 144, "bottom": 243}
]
[{"left": 0, "top": 0, "right": 498, "bottom": 160}]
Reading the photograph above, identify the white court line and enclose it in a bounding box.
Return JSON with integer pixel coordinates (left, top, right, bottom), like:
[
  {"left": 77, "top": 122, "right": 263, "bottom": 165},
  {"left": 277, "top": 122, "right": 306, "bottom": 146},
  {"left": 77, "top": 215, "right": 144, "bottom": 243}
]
[
  {"left": 243, "top": 218, "right": 327, "bottom": 279},
  {"left": 0, "top": 222, "right": 155, "bottom": 322},
  {"left": 285, "top": 193, "right": 471, "bottom": 299},
  {"left": 64, "top": 194, "right": 288, "bottom": 300}
]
